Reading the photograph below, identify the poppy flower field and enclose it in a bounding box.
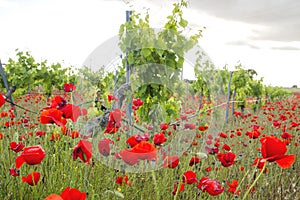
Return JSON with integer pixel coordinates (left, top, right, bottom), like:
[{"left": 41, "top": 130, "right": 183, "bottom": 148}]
[
  {"left": 0, "top": 86, "right": 298, "bottom": 200},
  {"left": 0, "top": 1, "right": 299, "bottom": 199}
]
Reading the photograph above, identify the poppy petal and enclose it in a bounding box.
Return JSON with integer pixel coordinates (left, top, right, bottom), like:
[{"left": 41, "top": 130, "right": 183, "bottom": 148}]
[
  {"left": 260, "top": 136, "right": 287, "bottom": 158},
  {"left": 275, "top": 154, "right": 296, "bottom": 168},
  {"left": 16, "top": 156, "right": 26, "bottom": 169},
  {"left": 44, "top": 194, "right": 63, "bottom": 200}
]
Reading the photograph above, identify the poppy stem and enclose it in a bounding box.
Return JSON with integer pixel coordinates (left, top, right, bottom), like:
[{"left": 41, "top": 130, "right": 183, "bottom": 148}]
[{"left": 242, "top": 163, "right": 267, "bottom": 200}]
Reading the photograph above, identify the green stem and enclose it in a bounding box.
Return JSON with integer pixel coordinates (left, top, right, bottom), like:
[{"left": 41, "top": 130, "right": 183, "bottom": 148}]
[
  {"left": 242, "top": 163, "right": 267, "bottom": 200},
  {"left": 151, "top": 170, "right": 159, "bottom": 200}
]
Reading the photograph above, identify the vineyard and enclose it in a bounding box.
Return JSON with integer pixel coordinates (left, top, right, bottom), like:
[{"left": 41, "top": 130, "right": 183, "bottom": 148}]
[{"left": 0, "top": 1, "right": 298, "bottom": 200}]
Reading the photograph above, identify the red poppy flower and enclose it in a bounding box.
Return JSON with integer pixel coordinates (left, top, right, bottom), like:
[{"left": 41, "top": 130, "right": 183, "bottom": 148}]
[
  {"left": 70, "top": 130, "right": 80, "bottom": 139},
  {"left": 108, "top": 94, "right": 117, "bottom": 102},
  {"left": 163, "top": 155, "right": 179, "bottom": 168},
  {"left": 126, "top": 133, "right": 150, "bottom": 148},
  {"left": 36, "top": 130, "right": 46, "bottom": 137},
  {"left": 9, "top": 167, "right": 19, "bottom": 176},
  {"left": 182, "top": 170, "right": 198, "bottom": 184},
  {"left": 172, "top": 182, "right": 185, "bottom": 195},
  {"left": 98, "top": 138, "right": 114, "bottom": 157},
  {"left": 22, "top": 171, "right": 40, "bottom": 186},
  {"left": 10, "top": 141, "right": 25, "bottom": 153},
  {"left": 104, "top": 109, "right": 122, "bottom": 134},
  {"left": 184, "top": 123, "right": 196, "bottom": 130},
  {"left": 245, "top": 127, "right": 261, "bottom": 139},
  {"left": 60, "top": 187, "right": 86, "bottom": 200},
  {"left": 131, "top": 141, "right": 156, "bottom": 161},
  {"left": 153, "top": 132, "right": 167, "bottom": 146},
  {"left": 40, "top": 108, "right": 67, "bottom": 126},
  {"left": 218, "top": 132, "right": 228, "bottom": 138},
  {"left": 205, "top": 167, "right": 212, "bottom": 172},
  {"left": 260, "top": 136, "right": 295, "bottom": 168},
  {"left": 44, "top": 194, "right": 63, "bottom": 200},
  {"left": 72, "top": 140, "right": 92, "bottom": 163},
  {"left": 189, "top": 156, "right": 200, "bottom": 166},
  {"left": 115, "top": 174, "right": 132, "bottom": 186},
  {"left": 59, "top": 104, "right": 82, "bottom": 122},
  {"left": 63, "top": 83, "right": 76, "bottom": 92},
  {"left": 160, "top": 123, "right": 169, "bottom": 130},
  {"left": 0, "top": 93, "right": 5, "bottom": 108},
  {"left": 16, "top": 145, "right": 46, "bottom": 168},
  {"left": 119, "top": 149, "right": 139, "bottom": 165},
  {"left": 133, "top": 98, "right": 144, "bottom": 107},
  {"left": 280, "top": 132, "right": 294, "bottom": 139},
  {"left": 273, "top": 120, "right": 281, "bottom": 129},
  {"left": 227, "top": 179, "right": 239, "bottom": 194},
  {"left": 126, "top": 136, "right": 140, "bottom": 148},
  {"left": 198, "top": 125, "right": 208, "bottom": 131},
  {"left": 222, "top": 144, "right": 231, "bottom": 151},
  {"left": 252, "top": 158, "right": 268, "bottom": 173},
  {"left": 198, "top": 177, "right": 224, "bottom": 196},
  {"left": 49, "top": 96, "right": 67, "bottom": 109},
  {"left": 217, "top": 152, "right": 236, "bottom": 167}
]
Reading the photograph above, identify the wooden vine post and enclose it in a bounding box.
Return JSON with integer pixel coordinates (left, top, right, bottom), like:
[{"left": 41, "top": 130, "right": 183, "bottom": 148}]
[{"left": 0, "top": 59, "right": 17, "bottom": 116}]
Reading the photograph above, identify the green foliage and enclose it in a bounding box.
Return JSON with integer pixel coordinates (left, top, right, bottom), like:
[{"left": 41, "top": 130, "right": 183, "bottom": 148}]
[
  {"left": 2, "top": 50, "right": 75, "bottom": 96},
  {"left": 119, "top": 0, "right": 203, "bottom": 123}
]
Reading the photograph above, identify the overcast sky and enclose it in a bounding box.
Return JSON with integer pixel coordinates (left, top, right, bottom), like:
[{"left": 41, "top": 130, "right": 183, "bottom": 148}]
[{"left": 0, "top": 0, "right": 299, "bottom": 87}]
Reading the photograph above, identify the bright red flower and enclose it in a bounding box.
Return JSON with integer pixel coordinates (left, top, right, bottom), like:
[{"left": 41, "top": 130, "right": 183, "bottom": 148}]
[
  {"left": 22, "top": 171, "right": 40, "bottom": 186},
  {"left": 72, "top": 140, "right": 92, "bottom": 163},
  {"left": 98, "top": 138, "right": 114, "bottom": 157},
  {"left": 205, "top": 167, "right": 212, "bottom": 172},
  {"left": 15, "top": 145, "right": 46, "bottom": 168},
  {"left": 44, "top": 194, "right": 63, "bottom": 200},
  {"left": 126, "top": 133, "right": 150, "bottom": 148},
  {"left": 40, "top": 108, "right": 67, "bottom": 126},
  {"left": 273, "top": 120, "right": 281, "bottom": 129},
  {"left": 172, "top": 182, "right": 185, "bottom": 195},
  {"left": 9, "top": 167, "right": 19, "bottom": 176},
  {"left": 218, "top": 132, "right": 228, "bottom": 138},
  {"left": 119, "top": 149, "right": 139, "bottom": 165},
  {"left": 198, "top": 125, "right": 208, "bottom": 131},
  {"left": 115, "top": 174, "right": 132, "bottom": 186},
  {"left": 260, "top": 136, "right": 295, "bottom": 168},
  {"left": 197, "top": 177, "right": 224, "bottom": 196},
  {"left": 0, "top": 93, "right": 5, "bottom": 108},
  {"left": 60, "top": 187, "right": 86, "bottom": 200},
  {"left": 63, "top": 83, "right": 76, "bottom": 92},
  {"left": 70, "top": 130, "right": 80, "bottom": 139},
  {"left": 280, "top": 132, "right": 293, "bottom": 139},
  {"left": 10, "top": 141, "right": 25, "bottom": 153},
  {"left": 131, "top": 141, "right": 156, "bottom": 161},
  {"left": 217, "top": 152, "right": 236, "bottom": 167},
  {"left": 59, "top": 104, "right": 82, "bottom": 122},
  {"left": 182, "top": 170, "right": 198, "bottom": 184},
  {"left": 184, "top": 123, "right": 196, "bottom": 130},
  {"left": 108, "top": 94, "right": 117, "bottom": 102},
  {"left": 36, "top": 130, "right": 46, "bottom": 137},
  {"left": 132, "top": 98, "right": 143, "bottom": 110},
  {"left": 160, "top": 123, "right": 169, "bottom": 130},
  {"left": 153, "top": 132, "right": 167, "bottom": 146},
  {"left": 222, "top": 144, "right": 231, "bottom": 151},
  {"left": 126, "top": 136, "right": 140, "bottom": 148},
  {"left": 252, "top": 158, "right": 268, "bottom": 173},
  {"left": 104, "top": 109, "right": 122, "bottom": 134},
  {"left": 49, "top": 96, "right": 66, "bottom": 109},
  {"left": 227, "top": 180, "right": 239, "bottom": 194},
  {"left": 189, "top": 156, "right": 200, "bottom": 166},
  {"left": 163, "top": 155, "right": 179, "bottom": 168}
]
